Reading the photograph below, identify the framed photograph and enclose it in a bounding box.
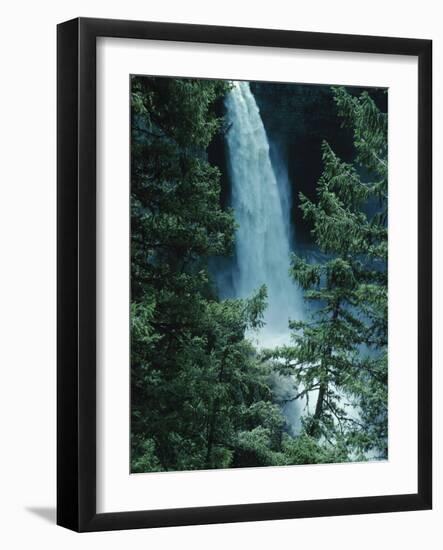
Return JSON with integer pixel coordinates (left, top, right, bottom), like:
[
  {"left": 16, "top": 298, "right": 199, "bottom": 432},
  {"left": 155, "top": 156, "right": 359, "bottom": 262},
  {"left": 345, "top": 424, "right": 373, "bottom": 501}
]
[{"left": 57, "top": 17, "right": 432, "bottom": 532}]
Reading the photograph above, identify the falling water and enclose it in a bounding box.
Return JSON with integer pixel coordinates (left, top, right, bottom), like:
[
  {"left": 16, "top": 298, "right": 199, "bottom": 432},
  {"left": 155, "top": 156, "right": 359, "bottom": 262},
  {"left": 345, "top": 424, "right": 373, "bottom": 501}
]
[
  {"left": 224, "top": 81, "right": 303, "bottom": 348},
  {"left": 222, "top": 81, "right": 305, "bottom": 434}
]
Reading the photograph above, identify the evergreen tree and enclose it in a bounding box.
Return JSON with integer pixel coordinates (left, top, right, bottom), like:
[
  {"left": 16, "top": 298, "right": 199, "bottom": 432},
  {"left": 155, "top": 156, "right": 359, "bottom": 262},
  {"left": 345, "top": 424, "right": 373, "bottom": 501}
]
[
  {"left": 130, "top": 76, "right": 283, "bottom": 472},
  {"left": 271, "top": 86, "right": 388, "bottom": 460}
]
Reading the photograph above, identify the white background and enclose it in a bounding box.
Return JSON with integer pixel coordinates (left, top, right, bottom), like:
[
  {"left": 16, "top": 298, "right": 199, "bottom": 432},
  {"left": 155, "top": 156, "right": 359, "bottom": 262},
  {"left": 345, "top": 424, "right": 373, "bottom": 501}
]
[
  {"left": 0, "top": 0, "right": 441, "bottom": 548},
  {"left": 97, "top": 39, "right": 418, "bottom": 512}
]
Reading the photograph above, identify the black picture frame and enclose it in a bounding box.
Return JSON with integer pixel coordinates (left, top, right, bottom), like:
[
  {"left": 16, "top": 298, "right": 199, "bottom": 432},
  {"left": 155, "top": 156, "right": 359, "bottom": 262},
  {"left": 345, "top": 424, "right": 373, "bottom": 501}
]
[{"left": 57, "top": 17, "right": 432, "bottom": 532}]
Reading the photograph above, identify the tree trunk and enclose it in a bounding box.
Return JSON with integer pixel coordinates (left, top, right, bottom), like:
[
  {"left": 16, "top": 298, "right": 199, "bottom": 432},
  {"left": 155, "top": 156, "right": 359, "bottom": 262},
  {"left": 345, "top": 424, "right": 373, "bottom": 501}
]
[
  {"left": 308, "top": 381, "right": 327, "bottom": 437},
  {"left": 307, "top": 301, "right": 340, "bottom": 437}
]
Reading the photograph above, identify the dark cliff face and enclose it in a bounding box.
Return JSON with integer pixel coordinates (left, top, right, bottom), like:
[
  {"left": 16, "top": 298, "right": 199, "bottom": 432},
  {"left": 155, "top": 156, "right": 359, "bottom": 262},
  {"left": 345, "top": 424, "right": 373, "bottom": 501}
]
[
  {"left": 251, "top": 81, "right": 387, "bottom": 244},
  {"left": 208, "top": 80, "right": 387, "bottom": 246}
]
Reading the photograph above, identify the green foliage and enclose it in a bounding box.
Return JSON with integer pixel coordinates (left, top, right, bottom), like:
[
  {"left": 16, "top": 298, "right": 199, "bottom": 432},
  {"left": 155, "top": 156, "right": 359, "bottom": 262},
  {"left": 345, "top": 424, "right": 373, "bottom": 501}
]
[
  {"left": 333, "top": 86, "right": 388, "bottom": 180},
  {"left": 281, "top": 434, "right": 348, "bottom": 465},
  {"left": 273, "top": 86, "right": 388, "bottom": 459},
  {"left": 234, "top": 426, "right": 286, "bottom": 467},
  {"left": 130, "top": 77, "right": 283, "bottom": 472},
  {"left": 131, "top": 438, "right": 163, "bottom": 473}
]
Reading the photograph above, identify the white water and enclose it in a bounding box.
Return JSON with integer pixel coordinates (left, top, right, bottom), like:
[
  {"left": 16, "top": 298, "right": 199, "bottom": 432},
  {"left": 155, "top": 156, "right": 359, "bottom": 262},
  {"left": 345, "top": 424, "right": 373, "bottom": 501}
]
[
  {"left": 222, "top": 81, "right": 306, "bottom": 433},
  {"left": 224, "top": 82, "right": 304, "bottom": 350}
]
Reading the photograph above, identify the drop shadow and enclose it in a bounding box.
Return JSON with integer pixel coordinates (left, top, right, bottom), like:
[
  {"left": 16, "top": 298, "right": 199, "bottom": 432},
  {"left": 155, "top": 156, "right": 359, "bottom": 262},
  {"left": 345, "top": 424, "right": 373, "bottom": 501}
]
[{"left": 26, "top": 506, "right": 56, "bottom": 524}]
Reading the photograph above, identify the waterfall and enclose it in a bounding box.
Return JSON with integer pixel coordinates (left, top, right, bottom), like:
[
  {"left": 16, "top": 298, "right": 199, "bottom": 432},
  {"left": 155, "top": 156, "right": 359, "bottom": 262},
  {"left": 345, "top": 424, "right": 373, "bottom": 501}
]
[
  {"left": 222, "top": 81, "right": 305, "bottom": 434},
  {"left": 224, "top": 81, "right": 303, "bottom": 349},
  {"left": 217, "top": 82, "right": 373, "bottom": 447}
]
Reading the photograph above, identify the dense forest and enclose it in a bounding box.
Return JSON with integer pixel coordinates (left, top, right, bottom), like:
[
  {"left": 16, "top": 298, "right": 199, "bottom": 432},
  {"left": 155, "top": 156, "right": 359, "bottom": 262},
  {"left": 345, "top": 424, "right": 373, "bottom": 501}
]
[{"left": 130, "top": 75, "right": 388, "bottom": 473}]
